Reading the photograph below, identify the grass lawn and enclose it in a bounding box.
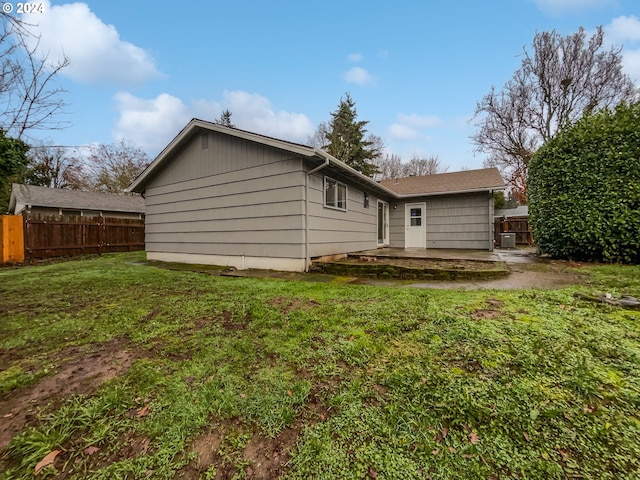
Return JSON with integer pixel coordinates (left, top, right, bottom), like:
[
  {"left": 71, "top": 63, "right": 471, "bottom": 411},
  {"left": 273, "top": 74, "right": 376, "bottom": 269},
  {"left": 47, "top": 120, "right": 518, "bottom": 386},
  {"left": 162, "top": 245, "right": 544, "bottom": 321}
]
[{"left": 0, "top": 252, "right": 639, "bottom": 479}]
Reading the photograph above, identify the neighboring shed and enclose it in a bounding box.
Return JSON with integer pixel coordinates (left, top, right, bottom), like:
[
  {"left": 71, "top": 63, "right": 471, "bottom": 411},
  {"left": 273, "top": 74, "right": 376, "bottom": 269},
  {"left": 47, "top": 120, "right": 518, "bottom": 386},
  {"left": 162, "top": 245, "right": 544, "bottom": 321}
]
[
  {"left": 8, "top": 184, "right": 145, "bottom": 219},
  {"left": 128, "top": 119, "right": 506, "bottom": 272}
]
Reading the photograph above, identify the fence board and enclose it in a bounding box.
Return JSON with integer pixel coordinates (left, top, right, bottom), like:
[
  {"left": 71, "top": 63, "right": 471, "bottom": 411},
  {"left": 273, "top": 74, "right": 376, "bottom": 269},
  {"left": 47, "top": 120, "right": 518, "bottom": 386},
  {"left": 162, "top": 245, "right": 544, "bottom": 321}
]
[
  {"left": 24, "top": 214, "right": 145, "bottom": 260},
  {"left": 494, "top": 218, "right": 533, "bottom": 245}
]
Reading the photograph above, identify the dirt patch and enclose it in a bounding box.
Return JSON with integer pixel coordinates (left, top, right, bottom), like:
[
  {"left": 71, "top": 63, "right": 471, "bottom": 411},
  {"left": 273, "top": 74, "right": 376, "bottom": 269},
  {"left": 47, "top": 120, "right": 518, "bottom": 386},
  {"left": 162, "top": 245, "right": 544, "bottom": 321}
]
[
  {"left": 269, "top": 297, "right": 321, "bottom": 314},
  {"left": 472, "top": 309, "right": 501, "bottom": 320},
  {"left": 0, "top": 338, "right": 142, "bottom": 450},
  {"left": 222, "top": 311, "right": 251, "bottom": 331},
  {"left": 243, "top": 427, "right": 299, "bottom": 479}
]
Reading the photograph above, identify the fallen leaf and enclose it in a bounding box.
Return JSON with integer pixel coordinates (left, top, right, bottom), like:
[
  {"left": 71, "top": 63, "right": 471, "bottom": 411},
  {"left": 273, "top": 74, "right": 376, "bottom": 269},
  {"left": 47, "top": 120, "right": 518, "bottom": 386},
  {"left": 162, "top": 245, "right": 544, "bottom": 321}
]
[
  {"left": 368, "top": 466, "right": 378, "bottom": 478},
  {"left": 137, "top": 405, "right": 149, "bottom": 417},
  {"left": 246, "top": 466, "right": 254, "bottom": 477},
  {"left": 462, "top": 454, "right": 475, "bottom": 459},
  {"left": 135, "top": 396, "right": 142, "bottom": 403},
  {"left": 286, "top": 390, "right": 292, "bottom": 396},
  {"left": 35, "top": 450, "right": 61, "bottom": 475},
  {"left": 240, "top": 393, "right": 247, "bottom": 399},
  {"left": 470, "top": 432, "right": 479, "bottom": 444},
  {"left": 141, "top": 438, "right": 150, "bottom": 454},
  {"left": 2, "top": 413, "right": 13, "bottom": 418},
  {"left": 448, "top": 447, "right": 456, "bottom": 453},
  {"left": 431, "top": 448, "right": 440, "bottom": 455},
  {"left": 421, "top": 377, "right": 427, "bottom": 384},
  {"left": 442, "top": 426, "right": 449, "bottom": 439},
  {"left": 523, "top": 432, "right": 530, "bottom": 442},
  {"left": 84, "top": 446, "right": 99, "bottom": 456},
  {"left": 558, "top": 449, "right": 570, "bottom": 461}
]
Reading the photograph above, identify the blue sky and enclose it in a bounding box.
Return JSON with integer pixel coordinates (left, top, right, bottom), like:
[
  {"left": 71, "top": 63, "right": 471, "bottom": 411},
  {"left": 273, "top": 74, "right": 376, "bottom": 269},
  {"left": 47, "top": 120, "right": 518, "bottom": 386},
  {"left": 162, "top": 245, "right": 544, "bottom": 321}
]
[{"left": 17, "top": 0, "right": 640, "bottom": 171}]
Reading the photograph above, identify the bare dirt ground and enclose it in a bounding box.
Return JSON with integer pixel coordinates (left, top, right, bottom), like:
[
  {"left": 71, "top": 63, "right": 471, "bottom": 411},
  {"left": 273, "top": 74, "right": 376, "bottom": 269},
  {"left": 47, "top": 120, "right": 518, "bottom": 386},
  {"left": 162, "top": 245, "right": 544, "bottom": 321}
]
[{"left": 0, "top": 338, "right": 141, "bottom": 450}]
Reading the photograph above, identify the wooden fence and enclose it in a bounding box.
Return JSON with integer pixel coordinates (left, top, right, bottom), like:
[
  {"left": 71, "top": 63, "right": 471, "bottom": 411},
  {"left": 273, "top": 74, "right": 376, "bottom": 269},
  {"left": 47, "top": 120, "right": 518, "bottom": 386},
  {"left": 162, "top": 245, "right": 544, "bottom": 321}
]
[
  {"left": 0, "top": 214, "right": 145, "bottom": 263},
  {"left": 494, "top": 218, "right": 533, "bottom": 246}
]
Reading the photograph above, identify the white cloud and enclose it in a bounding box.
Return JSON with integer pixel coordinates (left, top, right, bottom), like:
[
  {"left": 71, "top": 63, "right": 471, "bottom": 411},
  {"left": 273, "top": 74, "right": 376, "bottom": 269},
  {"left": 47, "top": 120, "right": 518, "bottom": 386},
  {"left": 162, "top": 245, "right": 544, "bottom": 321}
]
[
  {"left": 347, "top": 53, "right": 363, "bottom": 62},
  {"left": 113, "top": 90, "right": 315, "bottom": 154},
  {"left": 604, "top": 16, "right": 640, "bottom": 82},
  {"left": 397, "top": 113, "right": 443, "bottom": 129},
  {"left": 221, "top": 90, "right": 315, "bottom": 142},
  {"left": 344, "top": 67, "right": 374, "bottom": 86},
  {"left": 388, "top": 124, "right": 423, "bottom": 141},
  {"left": 113, "top": 93, "right": 191, "bottom": 152},
  {"left": 22, "top": 0, "right": 162, "bottom": 87},
  {"left": 533, "top": 0, "right": 615, "bottom": 14}
]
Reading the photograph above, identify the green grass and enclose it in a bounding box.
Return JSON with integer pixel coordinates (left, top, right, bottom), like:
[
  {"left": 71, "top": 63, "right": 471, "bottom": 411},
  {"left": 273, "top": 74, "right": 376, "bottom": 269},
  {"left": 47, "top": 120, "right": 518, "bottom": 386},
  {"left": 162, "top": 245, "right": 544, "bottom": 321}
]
[{"left": 0, "top": 252, "right": 639, "bottom": 479}]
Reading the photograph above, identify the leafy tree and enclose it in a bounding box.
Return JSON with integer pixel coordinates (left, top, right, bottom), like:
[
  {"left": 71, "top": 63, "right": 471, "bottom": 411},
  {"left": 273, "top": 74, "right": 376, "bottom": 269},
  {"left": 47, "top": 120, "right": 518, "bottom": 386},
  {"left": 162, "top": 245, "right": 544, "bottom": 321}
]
[
  {"left": 0, "top": 129, "right": 29, "bottom": 211},
  {"left": 472, "top": 26, "right": 637, "bottom": 201},
  {"left": 324, "top": 93, "right": 379, "bottom": 177},
  {"left": 82, "top": 140, "right": 150, "bottom": 194},
  {"left": 215, "top": 109, "right": 235, "bottom": 128},
  {"left": 0, "top": 13, "right": 69, "bottom": 140},
  {"left": 25, "top": 143, "right": 85, "bottom": 189},
  {"left": 528, "top": 102, "right": 640, "bottom": 264}
]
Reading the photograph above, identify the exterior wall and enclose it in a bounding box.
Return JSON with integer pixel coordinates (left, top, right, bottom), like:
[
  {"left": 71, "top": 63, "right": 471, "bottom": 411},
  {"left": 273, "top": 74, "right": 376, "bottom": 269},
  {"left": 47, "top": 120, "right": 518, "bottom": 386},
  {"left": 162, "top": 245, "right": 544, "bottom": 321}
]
[
  {"left": 389, "top": 192, "right": 493, "bottom": 250},
  {"left": 143, "top": 131, "right": 307, "bottom": 268},
  {"left": 306, "top": 168, "right": 380, "bottom": 258}
]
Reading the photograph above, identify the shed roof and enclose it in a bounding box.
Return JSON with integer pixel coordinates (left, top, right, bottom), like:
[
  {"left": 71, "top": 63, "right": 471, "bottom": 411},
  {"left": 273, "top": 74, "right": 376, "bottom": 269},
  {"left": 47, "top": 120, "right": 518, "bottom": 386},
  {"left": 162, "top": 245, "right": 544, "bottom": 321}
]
[
  {"left": 495, "top": 205, "right": 529, "bottom": 217},
  {"left": 9, "top": 183, "right": 145, "bottom": 215},
  {"left": 379, "top": 168, "right": 506, "bottom": 196}
]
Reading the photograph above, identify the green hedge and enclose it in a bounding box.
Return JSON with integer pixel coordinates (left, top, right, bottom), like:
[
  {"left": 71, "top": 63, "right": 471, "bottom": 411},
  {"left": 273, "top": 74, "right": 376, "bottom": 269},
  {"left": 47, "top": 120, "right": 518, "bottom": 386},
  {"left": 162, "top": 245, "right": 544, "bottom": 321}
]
[{"left": 528, "top": 102, "right": 640, "bottom": 264}]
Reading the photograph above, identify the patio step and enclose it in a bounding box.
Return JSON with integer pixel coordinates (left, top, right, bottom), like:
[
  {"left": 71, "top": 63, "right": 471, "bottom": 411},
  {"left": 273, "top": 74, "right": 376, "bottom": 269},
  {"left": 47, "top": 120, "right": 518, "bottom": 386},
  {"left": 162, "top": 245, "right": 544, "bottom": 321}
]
[{"left": 310, "top": 256, "right": 509, "bottom": 281}]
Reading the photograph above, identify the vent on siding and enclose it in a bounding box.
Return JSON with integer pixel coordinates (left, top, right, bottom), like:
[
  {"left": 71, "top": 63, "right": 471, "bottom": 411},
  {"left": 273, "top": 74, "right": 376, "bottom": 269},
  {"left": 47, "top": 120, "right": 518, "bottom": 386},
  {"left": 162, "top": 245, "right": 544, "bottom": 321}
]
[{"left": 201, "top": 133, "right": 209, "bottom": 149}]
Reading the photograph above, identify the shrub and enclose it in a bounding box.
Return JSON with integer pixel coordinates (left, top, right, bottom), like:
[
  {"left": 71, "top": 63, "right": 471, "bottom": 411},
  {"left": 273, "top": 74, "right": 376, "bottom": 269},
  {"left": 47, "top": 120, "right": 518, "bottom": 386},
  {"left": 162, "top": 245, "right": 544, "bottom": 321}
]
[{"left": 528, "top": 102, "right": 640, "bottom": 263}]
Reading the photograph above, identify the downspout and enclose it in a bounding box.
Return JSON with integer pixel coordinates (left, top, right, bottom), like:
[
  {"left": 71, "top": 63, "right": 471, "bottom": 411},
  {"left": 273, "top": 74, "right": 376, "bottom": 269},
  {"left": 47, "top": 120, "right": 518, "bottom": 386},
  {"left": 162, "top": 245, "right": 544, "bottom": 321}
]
[
  {"left": 304, "top": 155, "right": 330, "bottom": 271},
  {"left": 489, "top": 190, "right": 495, "bottom": 251}
]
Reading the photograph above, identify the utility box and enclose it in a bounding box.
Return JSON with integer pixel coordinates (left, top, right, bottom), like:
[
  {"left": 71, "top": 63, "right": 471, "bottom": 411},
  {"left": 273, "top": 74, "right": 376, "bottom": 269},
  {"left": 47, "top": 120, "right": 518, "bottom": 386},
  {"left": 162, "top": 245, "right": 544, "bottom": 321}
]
[{"left": 500, "top": 233, "right": 516, "bottom": 249}]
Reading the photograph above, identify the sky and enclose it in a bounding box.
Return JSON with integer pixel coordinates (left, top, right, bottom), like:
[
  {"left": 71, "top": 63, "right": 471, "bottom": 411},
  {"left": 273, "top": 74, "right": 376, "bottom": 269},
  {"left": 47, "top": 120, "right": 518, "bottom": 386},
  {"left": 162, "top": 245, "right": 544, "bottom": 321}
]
[{"left": 13, "top": 0, "right": 640, "bottom": 171}]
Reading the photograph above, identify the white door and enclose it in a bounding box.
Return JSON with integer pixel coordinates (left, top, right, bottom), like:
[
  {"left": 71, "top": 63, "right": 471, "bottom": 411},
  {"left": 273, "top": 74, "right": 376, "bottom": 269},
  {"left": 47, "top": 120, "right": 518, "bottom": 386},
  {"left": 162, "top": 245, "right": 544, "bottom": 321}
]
[
  {"left": 405, "top": 203, "right": 426, "bottom": 248},
  {"left": 377, "top": 201, "right": 389, "bottom": 246}
]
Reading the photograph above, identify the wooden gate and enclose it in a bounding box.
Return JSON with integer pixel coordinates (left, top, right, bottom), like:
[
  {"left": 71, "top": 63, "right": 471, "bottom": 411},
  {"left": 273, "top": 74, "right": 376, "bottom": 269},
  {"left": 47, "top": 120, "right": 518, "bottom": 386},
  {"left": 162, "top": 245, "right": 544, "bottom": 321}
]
[{"left": 0, "top": 215, "right": 25, "bottom": 263}]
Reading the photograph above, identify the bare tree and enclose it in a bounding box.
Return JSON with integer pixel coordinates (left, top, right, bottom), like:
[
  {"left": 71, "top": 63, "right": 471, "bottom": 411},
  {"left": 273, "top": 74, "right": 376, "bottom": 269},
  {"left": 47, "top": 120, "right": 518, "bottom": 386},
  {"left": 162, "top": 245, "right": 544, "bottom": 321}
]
[
  {"left": 472, "top": 26, "right": 638, "bottom": 201},
  {"left": 306, "top": 121, "right": 330, "bottom": 149},
  {"left": 25, "top": 143, "right": 86, "bottom": 189},
  {"left": 82, "top": 140, "right": 150, "bottom": 194},
  {"left": 0, "top": 13, "right": 70, "bottom": 140},
  {"left": 374, "top": 153, "right": 448, "bottom": 180}
]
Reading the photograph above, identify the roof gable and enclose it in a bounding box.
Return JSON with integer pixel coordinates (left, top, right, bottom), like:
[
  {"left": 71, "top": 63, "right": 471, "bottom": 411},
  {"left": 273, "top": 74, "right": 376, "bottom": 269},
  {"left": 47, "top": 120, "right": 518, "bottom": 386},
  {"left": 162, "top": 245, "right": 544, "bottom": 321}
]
[
  {"left": 10, "top": 183, "right": 145, "bottom": 215},
  {"left": 379, "top": 168, "right": 506, "bottom": 196}
]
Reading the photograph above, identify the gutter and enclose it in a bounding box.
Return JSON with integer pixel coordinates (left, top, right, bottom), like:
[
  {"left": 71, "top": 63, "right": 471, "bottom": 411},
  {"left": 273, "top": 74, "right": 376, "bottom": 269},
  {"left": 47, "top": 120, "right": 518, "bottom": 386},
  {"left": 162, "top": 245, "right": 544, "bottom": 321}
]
[{"left": 304, "top": 155, "right": 330, "bottom": 271}]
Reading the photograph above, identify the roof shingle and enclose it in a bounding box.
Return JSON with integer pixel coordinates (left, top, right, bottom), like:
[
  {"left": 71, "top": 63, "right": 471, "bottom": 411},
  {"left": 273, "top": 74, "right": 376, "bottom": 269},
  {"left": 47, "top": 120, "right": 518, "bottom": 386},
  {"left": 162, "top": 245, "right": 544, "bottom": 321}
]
[
  {"left": 379, "top": 168, "right": 505, "bottom": 196},
  {"left": 10, "top": 184, "right": 145, "bottom": 214}
]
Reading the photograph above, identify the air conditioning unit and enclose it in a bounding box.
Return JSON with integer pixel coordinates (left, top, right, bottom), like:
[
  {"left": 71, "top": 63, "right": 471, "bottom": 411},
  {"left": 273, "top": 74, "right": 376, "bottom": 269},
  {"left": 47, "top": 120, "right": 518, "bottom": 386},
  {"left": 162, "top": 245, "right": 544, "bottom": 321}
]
[{"left": 500, "top": 233, "right": 516, "bottom": 249}]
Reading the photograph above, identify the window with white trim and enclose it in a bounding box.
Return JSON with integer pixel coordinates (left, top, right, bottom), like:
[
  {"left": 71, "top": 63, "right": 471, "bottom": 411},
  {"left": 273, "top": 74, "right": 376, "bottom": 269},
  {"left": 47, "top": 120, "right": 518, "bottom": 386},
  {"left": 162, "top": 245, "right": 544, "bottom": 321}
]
[{"left": 324, "top": 177, "right": 347, "bottom": 210}]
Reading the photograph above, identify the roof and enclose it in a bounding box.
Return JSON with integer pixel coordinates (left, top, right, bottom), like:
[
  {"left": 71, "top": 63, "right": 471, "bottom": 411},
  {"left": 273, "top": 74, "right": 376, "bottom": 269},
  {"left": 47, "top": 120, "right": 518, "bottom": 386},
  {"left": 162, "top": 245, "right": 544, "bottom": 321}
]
[
  {"left": 9, "top": 183, "right": 146, "bottom": 215},
  {"left": 127, "top": 118, "right": 506, "bottom": 198},
  {"left": 379, "top": 168, "right": 506, "bottom": 196},
  {"left": 495, "top": 205, "right": 529, "bottom": 217}
]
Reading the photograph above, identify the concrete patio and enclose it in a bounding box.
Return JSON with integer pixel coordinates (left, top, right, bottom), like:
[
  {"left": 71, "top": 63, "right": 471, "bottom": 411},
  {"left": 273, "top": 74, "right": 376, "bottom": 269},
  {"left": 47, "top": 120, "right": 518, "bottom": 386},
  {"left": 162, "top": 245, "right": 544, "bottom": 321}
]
[{"left": 351, "top": 247, "right": 539, "bottom": 264}]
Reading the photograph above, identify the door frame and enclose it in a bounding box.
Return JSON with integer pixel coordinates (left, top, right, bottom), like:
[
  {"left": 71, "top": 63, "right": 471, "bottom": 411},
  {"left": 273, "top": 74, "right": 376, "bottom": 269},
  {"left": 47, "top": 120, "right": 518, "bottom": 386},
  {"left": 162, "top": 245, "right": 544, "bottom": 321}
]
[
  {"left": 405, "top": 202, "right": 426, "bottom": 248},
  {"left": 377, "top": 200, "right": 389, "bottom": 246}
]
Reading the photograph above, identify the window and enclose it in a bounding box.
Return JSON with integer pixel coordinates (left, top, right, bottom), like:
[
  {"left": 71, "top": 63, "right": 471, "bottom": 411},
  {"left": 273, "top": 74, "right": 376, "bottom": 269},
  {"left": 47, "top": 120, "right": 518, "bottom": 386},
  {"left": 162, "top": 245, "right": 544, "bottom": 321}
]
[
  {"left": 324, "top": 177, "right": 347, "bottom": 210},
  {"left": 410, "top": 207, "right": 422, "bottom": 226}
]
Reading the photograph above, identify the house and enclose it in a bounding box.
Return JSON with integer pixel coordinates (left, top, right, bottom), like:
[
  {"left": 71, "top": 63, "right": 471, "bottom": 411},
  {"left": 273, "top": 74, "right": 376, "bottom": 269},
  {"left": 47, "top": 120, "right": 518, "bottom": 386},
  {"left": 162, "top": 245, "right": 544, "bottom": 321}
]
[
  {"left": 8, "top": 183, "right": 145, "bottom": 219},
  {"left": 128, "top": 119, "right": 505, "bottom": 272}
]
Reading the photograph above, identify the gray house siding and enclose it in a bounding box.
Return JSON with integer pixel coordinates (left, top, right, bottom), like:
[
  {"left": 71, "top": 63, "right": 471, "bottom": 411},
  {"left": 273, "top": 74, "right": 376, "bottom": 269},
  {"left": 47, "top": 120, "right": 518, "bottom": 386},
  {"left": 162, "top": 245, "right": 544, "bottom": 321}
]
[
  {"left": 424, "top": 193, "right": 491, "bottom": 249},
  {"left": 306, "top": 169, "right": 380, "bottom": 258},
  {"left": 143, "top": 131, "right": 307, "bottom": 269},
  {"left": 389, "top": 193, "right": 492, "bottom": 250}
]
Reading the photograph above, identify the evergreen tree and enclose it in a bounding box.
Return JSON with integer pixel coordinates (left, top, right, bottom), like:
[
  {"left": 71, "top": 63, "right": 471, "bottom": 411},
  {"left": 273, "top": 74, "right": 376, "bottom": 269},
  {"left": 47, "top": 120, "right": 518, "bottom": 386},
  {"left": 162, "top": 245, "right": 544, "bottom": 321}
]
[
  {"left": 215, "top": 109, "right": 235, "bottom": 128},
  {"left": 325, "top": 93, "right": 379, "bottom": 177}
]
